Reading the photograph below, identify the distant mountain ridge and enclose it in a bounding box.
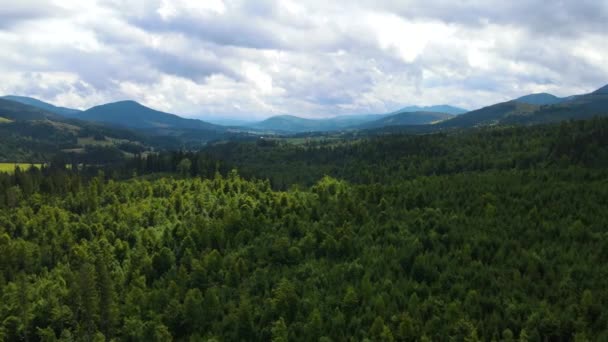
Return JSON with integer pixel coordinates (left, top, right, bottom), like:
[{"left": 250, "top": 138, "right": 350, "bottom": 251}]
[
  {"left": 505, "top": 85, "right": 608, "bottom": 125},
  {"left": 358, "top": 111, "right": 453, "bottom": 129},
  {"left": 2, "top": 83, "right": 607, "bottom": 137},
  {"left": 246, "top": 105, "right": 466, "bottom": 132},
  {"left": 434, "top": 84, "right": 608, "bottom": 128},
  {"left": 593, "top": 84, "right": 608, "bottom": 94},
  {"left": 393, "top": 105, "right": 467, "bottom": 115},
  {"left": 1, "top": 95, "right": 82, "bottom": 117},
  {"left": 0, "top": 95, "right": 480, "bottom": 134},
  {"left": 0, "top": 98, "right": 154, "bottom": 162},
  {"left": 1, "top": 96, "right": 225, "bottom": 132},
  {"left": 78, "top": 100, "right": 222, "bottom": 131},
  {"left": 514, "top": 93, "right": 568, "bottom": 105},
  {"left": 437, "top": 101, "right": 538, "bottom": 128},
  {"left": 247, "top": 115, "right": 352, "bottom": 133},
  {"left": 0, "top": 98, "right": 64, "bottom": 121}
]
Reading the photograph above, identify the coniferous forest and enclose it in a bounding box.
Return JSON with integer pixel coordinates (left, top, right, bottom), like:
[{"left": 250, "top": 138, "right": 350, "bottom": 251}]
[{"left": 1, "top": 118, "right": 608, "bottom": 341}]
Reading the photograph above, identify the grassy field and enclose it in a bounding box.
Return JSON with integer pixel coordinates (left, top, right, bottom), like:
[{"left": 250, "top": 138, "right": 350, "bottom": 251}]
[
  {"left": 77, "top": 136, "right": 114, "bottom": 146},
  {"left": 77, "top": 136, "right": 132, "bottom": 147},
  {"left": 280, "top": 136, "right": 345, "bottom": 145},
  {"left": 0, "top": 163, "right": 43, "bottom": 173}
]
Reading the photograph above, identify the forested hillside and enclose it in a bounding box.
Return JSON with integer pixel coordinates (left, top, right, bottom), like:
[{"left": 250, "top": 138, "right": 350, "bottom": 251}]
[
  {"left": 195, "top": 118, "right": 608, "bottom": 189},
  {"left": 1, "top": 118, "right": 608, "bottom": 341}
]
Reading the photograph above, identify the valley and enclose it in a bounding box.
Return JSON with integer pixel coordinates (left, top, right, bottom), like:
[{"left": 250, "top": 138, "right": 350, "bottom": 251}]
[{"left": 2, "top": 84, "right": 608, "bottom": 166}]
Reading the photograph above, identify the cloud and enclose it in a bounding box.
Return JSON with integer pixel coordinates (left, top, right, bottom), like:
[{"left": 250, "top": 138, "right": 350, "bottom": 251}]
[
  {"left": 0, "top": 0, "right": 66, "bottom": 28},
  {"left": 0, "top": 0, "right": 606, "bottom": 119}
]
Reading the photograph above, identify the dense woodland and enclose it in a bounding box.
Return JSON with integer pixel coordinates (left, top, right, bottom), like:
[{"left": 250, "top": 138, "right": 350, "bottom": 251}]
[{"left": 1, "top": 118, "right": 608, "bottom": 341}]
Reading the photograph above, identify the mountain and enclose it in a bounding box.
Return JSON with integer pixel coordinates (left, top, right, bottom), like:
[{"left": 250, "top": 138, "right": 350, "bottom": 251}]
[
  {"left": 0, "top": 98, "right": 155, "bottom": 162},
  {"left": 505, "top": 84, "right": 608, "bottom": 125},
  {"left": 247, "top": 114, "right": 388, "bottom": 133},
  {"left": 205, "top": 117, "right": 257, "bottom": 126},
  {"left": 394, "top": 105, "right": 467, "bottom": 115},
  {"left": 435, "top": 84, "right": 608, "bottom": 128},
  {"left": 1, "top": 95, "right": 82, "bottom": 117},
  {"left": 0, "top": 99, "right": 80, "bottom": 162},
  {"left": 4, "top": 82, "right": 607, "bottom": 141},
  {"left": 436, "top": 101, "right": 540, "bottom": 128},
  {"left": 0, "top": 98, "right": 64, "bottom": 121},
  {"left": 78, "top": 100, "right": 222, "bottom": 131},
  {"left": 514, "top": 93, "right": 567, "bottom": 105},
  {"left": 358, "top": 111, "right": 453, "bottom": 129},
  {"left": 326, "top": 114, "right": 390, "bottom": 127},
  {"left": 593, "top": 84, "right": 608, "bottom": 94},
  {"left": 246, "top": 106, "right": 465, "bottom": 133},
  {"left": 248, "top": 115, "right": 337, "bottom": 132},
  {"left": 1, "top": 96, "right": 225, "bottom": 132},
  {"left": 0, "top": 97, "right": 257, "bottom": 160}
]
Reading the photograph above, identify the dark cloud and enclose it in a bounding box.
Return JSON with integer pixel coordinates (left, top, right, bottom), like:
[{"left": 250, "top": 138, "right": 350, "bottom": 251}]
[
  {"left": 142, "top": 47, "right": 242, "bottom": 82},
  {"left": 133, "top": 16, "right": 284, "bottom": 50},
  {"left": 125, "top": 1, "right": 376, "bottom": 53},
  {"left": 373, "top": 0, "right": 608, "bottom": 38}
]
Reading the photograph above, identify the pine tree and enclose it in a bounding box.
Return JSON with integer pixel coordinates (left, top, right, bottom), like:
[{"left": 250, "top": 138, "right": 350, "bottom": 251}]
[{"left": 271, "top": 318, "right": 289, "bottom": 342}]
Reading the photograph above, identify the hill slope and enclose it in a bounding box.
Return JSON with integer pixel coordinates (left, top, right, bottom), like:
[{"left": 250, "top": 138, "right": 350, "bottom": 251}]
[
  {"left": 436, "top": 101, "right": 540, "bottom": 128},
  {"left": 1, "top": 95, "right": 82, "bottom": 117},
  {"left": 394, "top": 105, "right": 467, "bottom": 115},
  {"left": 506, "top": 86, "right": 608, "bottom": 125},
  {"left": 247, "top": 114, "right": 387, "bottom": 133},
  {"left": 248, "top": 115, "right": 326, "bottom": 132},
  {"left": 514, "top": 93, "right": 568, "bottom": 105},
  {"left": 0, "top": 99, "right": 153, "bottom": 162},
  {"left": 0, "top": 98, "right": 65, "bottom": 121},
  {"left": 593, "top": 84, "right": 608, "bottom": 94},
  {"left": 432, "top": 84, "right": 608, "bottom": 129},
  {"left": 246, "top": 106, "right": 465, "bottom": 133},
  {"left": 358, "top": 111, "right": 453, "bottom": 129},
  {"left": 79, "top": 101, "right": 222, "bottom": 131}
]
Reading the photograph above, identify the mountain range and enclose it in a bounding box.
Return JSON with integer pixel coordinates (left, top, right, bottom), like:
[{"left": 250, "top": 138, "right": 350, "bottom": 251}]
[
  {"left": 1, "top": 83, "right": 607, "bottom": 161},
  {"left": 0, "top": 98, "right": 150, "bottom": 162},
  {"left": 246, "top": 114, "right": 385, "bottom": 133},
  {"left": 357, "top": 111, "right": 453, "bottom": 129},
  {"left": 435, "top": 86, "right": 608, "bottom": 129},
  {"left": 390, "top": 105, "right": 467, "bottom": 115},
  {"left": 0, "top": 97, "right": 254, "bottom": 162},
  {"left": 245, "top": 105, "right": 467, "bottom": 133},
  {"left": 0, "top": 96, "right": 468, "bottom": 134}
]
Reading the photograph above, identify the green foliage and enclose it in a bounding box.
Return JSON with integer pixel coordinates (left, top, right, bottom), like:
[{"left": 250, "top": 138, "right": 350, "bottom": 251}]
[
  {"left": 0, "top": 163, "right": 42, "bottom": 173},
  {"left": 271, "top": 318, "right": 289, "bottom": 342},
  {"left": 1, "top": 117, "right": 608, "bottom": 340},
  {"left": 201, "top": 117, "right": 608, "bottom": 189}
]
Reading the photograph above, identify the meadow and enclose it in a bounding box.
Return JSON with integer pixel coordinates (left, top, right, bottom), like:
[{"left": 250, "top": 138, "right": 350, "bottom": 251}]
[{"left": 0, "top": 162, "right": 42, "bottom": 173}]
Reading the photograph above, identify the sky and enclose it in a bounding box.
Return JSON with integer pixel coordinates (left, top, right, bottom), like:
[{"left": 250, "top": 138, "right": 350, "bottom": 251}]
[{"left": 0, "top": 0, "right": 607, "bottom": 120}]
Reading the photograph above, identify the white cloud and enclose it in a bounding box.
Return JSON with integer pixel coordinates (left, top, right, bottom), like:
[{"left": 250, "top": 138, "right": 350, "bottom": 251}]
[
  {"left": 242, "top": 62, "right": 274, "bottom": 94},
  {"left": 157, "top": 0, "right": 226, "bottom": 20},
  {"left": 367, "top": 13, "right": 453, "bottom": 63}
]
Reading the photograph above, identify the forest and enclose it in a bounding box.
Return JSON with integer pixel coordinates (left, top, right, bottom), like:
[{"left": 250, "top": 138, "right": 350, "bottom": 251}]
[{"left": 1, "top": 118, "right": 608, "bottom": 341}]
